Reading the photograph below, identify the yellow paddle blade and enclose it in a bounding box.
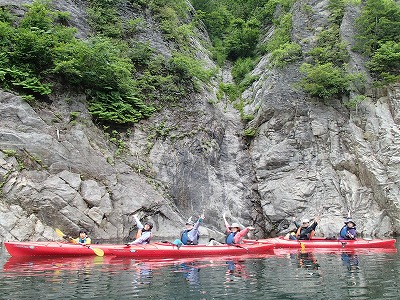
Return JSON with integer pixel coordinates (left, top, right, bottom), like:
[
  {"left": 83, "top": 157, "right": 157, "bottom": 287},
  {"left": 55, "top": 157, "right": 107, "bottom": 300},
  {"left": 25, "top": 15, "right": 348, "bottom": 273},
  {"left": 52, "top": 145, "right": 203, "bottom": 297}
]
[
  {"left": 91, "top": 247, "right": 104, "bottom": 257},
  {"left": 55, "top": 228, "right": 64, "bottom": 237}
]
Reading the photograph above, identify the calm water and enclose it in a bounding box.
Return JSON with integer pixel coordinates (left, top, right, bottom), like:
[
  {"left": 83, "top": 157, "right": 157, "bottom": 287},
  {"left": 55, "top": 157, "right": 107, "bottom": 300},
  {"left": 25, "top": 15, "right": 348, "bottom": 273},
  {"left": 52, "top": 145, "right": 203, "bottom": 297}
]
[{"left": 0, "top": 240, "right": 399, "bottom": 300}]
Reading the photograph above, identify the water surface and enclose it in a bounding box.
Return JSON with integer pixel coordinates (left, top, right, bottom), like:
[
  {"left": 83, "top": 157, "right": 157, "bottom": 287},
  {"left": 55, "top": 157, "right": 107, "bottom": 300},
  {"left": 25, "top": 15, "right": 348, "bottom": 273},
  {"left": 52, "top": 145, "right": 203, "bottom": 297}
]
[{"left": 0, "top": 241, "right": 399, "bottom": 299}]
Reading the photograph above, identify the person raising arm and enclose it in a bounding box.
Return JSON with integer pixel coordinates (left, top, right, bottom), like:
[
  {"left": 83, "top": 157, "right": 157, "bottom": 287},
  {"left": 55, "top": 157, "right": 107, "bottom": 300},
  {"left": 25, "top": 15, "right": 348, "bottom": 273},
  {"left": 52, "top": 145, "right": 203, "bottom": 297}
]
[
  {"left": 128, "top": 214, "right": 153, "bottom": 245},
  {"left": 223, "top": 213, "right": 255, "bottom": 244}
]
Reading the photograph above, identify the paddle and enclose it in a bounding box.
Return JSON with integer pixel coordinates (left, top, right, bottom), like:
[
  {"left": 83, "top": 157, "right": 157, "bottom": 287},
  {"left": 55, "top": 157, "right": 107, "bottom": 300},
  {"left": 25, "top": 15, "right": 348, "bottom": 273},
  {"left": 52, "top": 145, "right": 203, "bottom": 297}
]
[
  {"left": 55, "top": 228, "right": 104, "bottom": 257},
  {"left": 232, "top": 243, "right": 249, "bottom": 252}
]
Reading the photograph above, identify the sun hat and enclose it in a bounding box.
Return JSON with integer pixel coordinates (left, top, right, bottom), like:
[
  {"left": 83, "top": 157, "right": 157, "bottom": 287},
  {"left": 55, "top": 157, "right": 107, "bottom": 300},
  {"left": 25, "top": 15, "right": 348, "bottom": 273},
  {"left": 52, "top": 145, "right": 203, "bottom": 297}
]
[
  {"left": 344, "top": 219, "right": 356, "bottom": 226},
  {"left": 229, "top": 222, "right": 241, "bottom": 229}
]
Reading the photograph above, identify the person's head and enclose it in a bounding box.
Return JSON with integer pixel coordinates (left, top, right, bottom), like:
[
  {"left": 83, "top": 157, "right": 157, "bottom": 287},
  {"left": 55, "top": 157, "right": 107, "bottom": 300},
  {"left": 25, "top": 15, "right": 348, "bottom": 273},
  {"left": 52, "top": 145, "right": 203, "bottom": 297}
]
[
  {"left": 185, "top": 221, "right": 194, "bottom": 230},
  {"left": 79, "top": 229, "right": 87, "bottom": 238},
  {"left": 144, "top": 222, "right": 153, "bottom": 231},
  {"left": 301, "top": 219, "right": 310, "bottom": 227},
  {"left": 345, "top": 219, "right": 356, "bottom": 228},
  {"left": 229, "top": 223, "right": 241, "bottom": 232}
]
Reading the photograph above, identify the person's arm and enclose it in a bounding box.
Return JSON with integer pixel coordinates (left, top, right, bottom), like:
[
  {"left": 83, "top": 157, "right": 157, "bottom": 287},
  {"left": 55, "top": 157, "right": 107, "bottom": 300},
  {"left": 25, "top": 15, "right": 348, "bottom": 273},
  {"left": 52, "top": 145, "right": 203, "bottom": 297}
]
[
  {"left": 187, "top": 214, "right": 204, "bottom": 241},
  {"left": 223, "top": 213, "right": 231, "bottom": 233},
  {"left": 339, "top": 226, "right": 347, "bottom": 238},
  {"left": 134, "top": 214, "right": 144, "bottom": 229},
  {"left": 130, "top": 231, "right": 151, "bottom": 244},
  {"left": 85, "top": 237, "right": 92, "bottom": 245},
  {"left": 293, "top": 217, "right": 300, "bottom": 229},
  {"left": 347, "top": 228, "right": 357, "bottom": 239},
  {"left": 233, "top": 227, "right": 255, "bottom": 243},
  {"left": 310, "top": 216, "right": 320, "bottom": 230}
]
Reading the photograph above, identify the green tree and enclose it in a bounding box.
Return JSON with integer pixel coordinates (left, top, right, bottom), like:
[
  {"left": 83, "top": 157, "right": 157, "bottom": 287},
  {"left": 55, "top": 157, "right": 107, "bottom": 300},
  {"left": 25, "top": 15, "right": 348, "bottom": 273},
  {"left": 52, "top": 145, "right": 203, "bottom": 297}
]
[
  {"left": 299, "top": 63, "right": 352, "bottom": 99},
  {"left": 368, "top": 41, "right": 400, "bottom": 81},
  {"left": 355, "top": 0, "right": 400, "bottom": 55}
]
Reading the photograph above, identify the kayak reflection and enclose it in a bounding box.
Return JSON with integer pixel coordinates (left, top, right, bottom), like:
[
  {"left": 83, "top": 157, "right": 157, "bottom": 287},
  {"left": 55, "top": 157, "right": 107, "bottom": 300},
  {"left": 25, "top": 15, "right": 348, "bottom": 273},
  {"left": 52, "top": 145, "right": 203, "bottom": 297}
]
[
  {"left": 176, "top": 262, "right": 201, "bottom": 285},
  {"left": 341, "top": 252, "right": 359, "bottom": 271},
  {"left": 3, "top": 255, "right": 111, "bottom": 275},
  {"left": 225, "top": 259, "right": 249, "bottom": 280},
  {"left": 292, "top": 251, "right": 320, "bottom": 270}
]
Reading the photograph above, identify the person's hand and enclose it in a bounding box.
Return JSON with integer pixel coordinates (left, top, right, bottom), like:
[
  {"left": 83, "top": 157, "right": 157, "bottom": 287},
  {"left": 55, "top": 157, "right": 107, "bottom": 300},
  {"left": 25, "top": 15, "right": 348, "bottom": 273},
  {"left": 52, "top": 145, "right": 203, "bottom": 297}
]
[
  {"left": 200, "top": 213, "right": 205, "bottom": 219},
  {"left": 314, "top": 216, "right": 320, "bottom": 223},
  {"left": 292, "top": 216, "right": 296, "bottom": 222},
  {"left": 247, "top": 226, "right": 255, "bottom": 230}
]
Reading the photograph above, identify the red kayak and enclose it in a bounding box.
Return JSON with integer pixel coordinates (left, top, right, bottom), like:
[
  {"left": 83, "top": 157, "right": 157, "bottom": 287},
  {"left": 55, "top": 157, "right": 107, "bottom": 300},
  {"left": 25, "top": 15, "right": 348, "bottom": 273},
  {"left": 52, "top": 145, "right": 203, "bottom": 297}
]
[
  {"left": 5, "top": 241, "right": 274, "bottom": 258},
  {"left": 246, "top": 237, "right": 396, "bottom": 249},
  {"left": 109, "top": 242, "right": 274, "bottom": 258},
  {"left": 4, "top": 241, "right": 115, "bottom": 257}
]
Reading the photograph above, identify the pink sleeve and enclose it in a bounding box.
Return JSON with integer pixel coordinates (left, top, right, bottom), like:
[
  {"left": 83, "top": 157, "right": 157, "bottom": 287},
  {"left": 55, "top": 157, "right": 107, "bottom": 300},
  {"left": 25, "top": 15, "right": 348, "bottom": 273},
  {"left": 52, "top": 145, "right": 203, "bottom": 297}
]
[{"left": 234, "top": 228, "right": 249, "bottom": 244}]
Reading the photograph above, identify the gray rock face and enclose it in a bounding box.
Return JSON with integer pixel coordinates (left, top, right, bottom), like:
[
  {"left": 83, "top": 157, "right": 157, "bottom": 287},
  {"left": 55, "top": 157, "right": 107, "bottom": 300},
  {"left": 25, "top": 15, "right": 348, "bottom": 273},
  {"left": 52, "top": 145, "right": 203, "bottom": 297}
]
[{"left": 0, "top": 0, "right": 399, "bottom": 243}]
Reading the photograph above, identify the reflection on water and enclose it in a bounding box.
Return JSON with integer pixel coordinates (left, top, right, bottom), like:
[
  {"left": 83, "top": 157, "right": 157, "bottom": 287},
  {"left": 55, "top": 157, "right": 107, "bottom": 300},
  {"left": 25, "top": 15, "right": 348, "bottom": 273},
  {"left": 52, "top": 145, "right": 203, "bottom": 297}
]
[
  {"left": 341, "top": 252, "right": 359, "bottom": 271},
  {"left": 291, "top": 251, "right": 320, "bottom": 270},
  {"left": 0, "top": 243, "right": 399, "bottom": 299}
]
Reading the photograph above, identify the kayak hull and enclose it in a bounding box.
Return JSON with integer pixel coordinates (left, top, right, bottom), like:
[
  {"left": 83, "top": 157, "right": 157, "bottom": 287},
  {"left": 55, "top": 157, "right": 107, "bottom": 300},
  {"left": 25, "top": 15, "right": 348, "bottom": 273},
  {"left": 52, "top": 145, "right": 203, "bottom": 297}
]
[
  {"left": 250, "top": 237, "right": 396, "bottom": 249},
  {"left": 109, "top": 242, "right": 274, "bottom": 258},
  {"left": 4, "top": 241, "right": 115, "bottom": 257},
  {"left": 5, "top": 241, "right": 274, "bottom": 258}
]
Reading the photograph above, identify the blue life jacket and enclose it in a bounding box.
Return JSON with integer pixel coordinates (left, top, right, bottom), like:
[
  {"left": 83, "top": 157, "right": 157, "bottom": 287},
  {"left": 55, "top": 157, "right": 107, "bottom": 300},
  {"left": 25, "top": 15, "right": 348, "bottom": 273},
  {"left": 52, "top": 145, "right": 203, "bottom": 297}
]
[
  {"left": 78, "top": 237, "right": 86, "bottom": 243},
  {"left": 181, "top": 230, "right": 199, "bottom": 245},
  {"left": 339, "top": 225, "right": 357, "bottom": 239},
  {"left": 226, "top": 232, "right": 237, "bottom": 244}
]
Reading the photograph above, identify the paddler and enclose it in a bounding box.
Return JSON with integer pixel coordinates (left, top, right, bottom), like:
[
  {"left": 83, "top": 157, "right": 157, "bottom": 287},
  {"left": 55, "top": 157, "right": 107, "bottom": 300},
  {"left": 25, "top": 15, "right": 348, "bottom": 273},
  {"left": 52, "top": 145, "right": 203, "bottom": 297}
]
[
  {"left": 223, "top": 213, "right": 255, "bottom": 244},
  {"left": 127, "top": 214, "right": 153, "bottom": 245}
]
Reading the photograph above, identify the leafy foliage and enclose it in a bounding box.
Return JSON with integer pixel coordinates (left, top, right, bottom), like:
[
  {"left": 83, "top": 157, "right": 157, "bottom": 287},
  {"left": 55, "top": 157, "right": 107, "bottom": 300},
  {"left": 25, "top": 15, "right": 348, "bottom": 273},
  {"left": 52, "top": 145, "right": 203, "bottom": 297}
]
[
  {"left": 368, "top": 41, "right": 400, "bottom": 82},
  {"left": 269, "top": 42, "right": 302, "bottom": 68},
  {"left": 232, "top": 57, "right": 256, "bottom": 84},
  {"left": 299, "top": 63, "right": 365, "bottom": 99},
  {"left": 191, "top": 0, "right": 272, "bottom": 63},
  {"left": 354, "top": 0, "right": 400, "bottom": 82},
  {"left": 354, "top": 0, "right": 400, "bottom": 55},
  {"left": 0, "top": 0, "right": 215, "bottom": 125},
  {"left": 299, "top": 0, "right": 367, "bottom": 99},
  {"left": 307, "top": 26, "right": 349, "bottom": 66}
]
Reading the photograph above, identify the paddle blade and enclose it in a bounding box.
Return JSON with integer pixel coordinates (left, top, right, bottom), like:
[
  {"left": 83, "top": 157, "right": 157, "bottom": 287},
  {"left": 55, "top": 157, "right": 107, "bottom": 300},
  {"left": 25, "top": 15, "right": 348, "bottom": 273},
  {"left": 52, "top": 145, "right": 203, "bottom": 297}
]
[
  {"left": 55, "top": 228, "right": 64, "bottom": 237},
  {"left": 92, "top": 248, "right": 104, "bottom": 257}
]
